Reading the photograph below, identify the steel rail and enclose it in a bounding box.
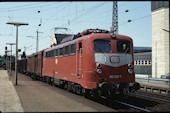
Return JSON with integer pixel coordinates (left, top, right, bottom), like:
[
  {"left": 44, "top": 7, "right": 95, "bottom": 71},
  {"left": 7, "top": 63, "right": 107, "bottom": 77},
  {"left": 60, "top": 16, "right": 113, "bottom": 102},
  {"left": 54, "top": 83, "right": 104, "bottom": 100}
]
[
  {"left": 129, "top": 91, "right": 170, "bottom": 103},
  {"left": 114, "top": 100, "right": 151, "bottom": 112}
]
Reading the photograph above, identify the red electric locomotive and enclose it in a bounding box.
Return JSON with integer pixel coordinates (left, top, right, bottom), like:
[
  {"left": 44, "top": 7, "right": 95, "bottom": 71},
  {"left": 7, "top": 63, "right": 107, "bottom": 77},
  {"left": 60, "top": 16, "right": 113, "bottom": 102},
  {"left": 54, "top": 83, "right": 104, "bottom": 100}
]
[{"left": 42, "top": 28, "right": 140, "bottom": 97}]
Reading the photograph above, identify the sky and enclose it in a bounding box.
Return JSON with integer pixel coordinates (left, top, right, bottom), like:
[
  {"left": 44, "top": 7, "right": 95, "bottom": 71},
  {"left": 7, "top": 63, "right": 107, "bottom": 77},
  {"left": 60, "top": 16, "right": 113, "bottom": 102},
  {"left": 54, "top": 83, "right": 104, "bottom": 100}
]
[{"left": 0, "top": 1, "right": 152, "bottom": 56}]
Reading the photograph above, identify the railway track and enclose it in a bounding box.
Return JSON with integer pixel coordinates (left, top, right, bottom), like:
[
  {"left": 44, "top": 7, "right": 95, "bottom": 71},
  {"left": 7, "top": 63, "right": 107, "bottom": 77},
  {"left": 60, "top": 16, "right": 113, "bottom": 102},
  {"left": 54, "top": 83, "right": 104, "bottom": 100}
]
[
  {"left": 89, "top": 95, "right": 154, "bottom": 112},
  {"left": 11, "top": 71, "right": 169, "bottom": 112},
  {"left": 114, "top": 100, "right": 151, "bottom": 112},
  {"left": 30, "top": 74, "right": 168, "bottom": 112},
  {"left": 129, "top": 90, "right": 170, "bottom": 103}
]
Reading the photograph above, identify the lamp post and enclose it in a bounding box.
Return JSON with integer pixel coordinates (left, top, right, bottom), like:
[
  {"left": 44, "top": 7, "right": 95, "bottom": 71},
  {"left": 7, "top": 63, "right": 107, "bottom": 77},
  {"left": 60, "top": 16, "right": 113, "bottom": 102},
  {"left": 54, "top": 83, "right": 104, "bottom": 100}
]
[
  {"left": 5, "top": 50, "right": 11, "bottom": 71},
  {"left": 6, "top": 21, "right": 28, "bottom": 85},
  {"left": 6, "top": 43, "right": 15, "bottom": 76}
]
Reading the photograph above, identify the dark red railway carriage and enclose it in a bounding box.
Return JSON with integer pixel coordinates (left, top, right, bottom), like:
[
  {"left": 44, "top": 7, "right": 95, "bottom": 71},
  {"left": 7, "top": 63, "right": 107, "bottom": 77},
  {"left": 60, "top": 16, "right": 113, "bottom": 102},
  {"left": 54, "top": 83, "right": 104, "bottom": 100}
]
[
  {"left": 27, "top": 53, "right": 35, "bottom": 76},
  {"left": 17, "top": 58, "right": 27, "bottom": 73},
  {"left": 26, "top": 50, "right": 44, "bottom": 79}
]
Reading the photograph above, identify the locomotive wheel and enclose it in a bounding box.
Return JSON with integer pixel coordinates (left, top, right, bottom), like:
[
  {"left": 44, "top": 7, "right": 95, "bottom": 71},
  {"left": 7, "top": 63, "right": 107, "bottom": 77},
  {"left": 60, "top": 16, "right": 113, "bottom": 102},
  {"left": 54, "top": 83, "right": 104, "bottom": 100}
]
[
  {"left": 48, "top": 77, "right": 51, "bottom": 84},
  {"left": 51, "top": 78, "right": 54, "bottom": 86},
  {"left": 39, "top": 76, "right": 43, "bottom": 81},
  {"left": 72, "top": 85, "right": 76, "bottom": 93},
  {"left": 82, "top": 89, "right": 91, "bottom": 98},
  {"left": 42, "top": 76, "right": 46, "bottom": 82},
  {"left": 64, "top": 82, "right": 68, "bottom": 90},
  {"left": 34, "top": 75, "right": 37, "bottom": 80}
]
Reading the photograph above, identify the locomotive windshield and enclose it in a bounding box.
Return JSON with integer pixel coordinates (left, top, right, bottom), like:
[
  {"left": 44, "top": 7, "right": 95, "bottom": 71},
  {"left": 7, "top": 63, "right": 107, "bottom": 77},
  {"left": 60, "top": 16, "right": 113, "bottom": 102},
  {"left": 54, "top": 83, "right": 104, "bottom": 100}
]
[
  {"left": 117, "top": 41, "right": 131, "bottom": 53},
  {"left": 94, "top": 39, "right": 111, "bottom": 53}
]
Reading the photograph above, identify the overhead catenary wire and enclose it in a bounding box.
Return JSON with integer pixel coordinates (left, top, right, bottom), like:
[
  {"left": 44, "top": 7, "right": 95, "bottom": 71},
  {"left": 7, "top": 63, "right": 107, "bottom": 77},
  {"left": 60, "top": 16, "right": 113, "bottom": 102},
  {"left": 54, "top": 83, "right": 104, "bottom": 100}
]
[
  {"left": 18, "top": 2, "right": 72, "bottom": 38},
  {"left": 1, "top": 2, "right": 152, "bottom": 56},
  {"left": 0, "top": 2, "right": 56, "bottom": 12},
  {"left": 60, "top": 2, "right": 107, "bottom": 27},
  {"left": 0, "top": 2, "right": 46, "bottom": 10},
  {"left": 2, "top": 1, "right": 150, "bottom": 35},
  {"left": 59, "top": 2, "right": 150, "bottom": 29},
  {"left": 37, "top": 2, "right": 107, "bottom": 34}
]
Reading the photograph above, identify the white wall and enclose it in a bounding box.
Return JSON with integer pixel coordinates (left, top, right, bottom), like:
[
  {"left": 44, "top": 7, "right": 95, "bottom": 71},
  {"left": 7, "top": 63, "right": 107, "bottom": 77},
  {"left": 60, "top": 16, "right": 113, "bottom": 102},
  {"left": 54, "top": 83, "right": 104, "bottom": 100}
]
[{"left": 152, "top": 8, "right": 169, "bottom": 78}]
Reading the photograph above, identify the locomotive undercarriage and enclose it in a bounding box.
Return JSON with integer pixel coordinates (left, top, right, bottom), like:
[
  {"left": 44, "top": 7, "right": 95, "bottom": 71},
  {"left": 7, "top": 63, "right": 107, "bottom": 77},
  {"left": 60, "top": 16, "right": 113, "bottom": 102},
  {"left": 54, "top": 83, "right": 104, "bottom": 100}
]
[
  {"left": 24, "top": 72, "right": 140, "bottom": 99},
  {"left": 97, "top": 82, "right": 140, "bottom": 96}
]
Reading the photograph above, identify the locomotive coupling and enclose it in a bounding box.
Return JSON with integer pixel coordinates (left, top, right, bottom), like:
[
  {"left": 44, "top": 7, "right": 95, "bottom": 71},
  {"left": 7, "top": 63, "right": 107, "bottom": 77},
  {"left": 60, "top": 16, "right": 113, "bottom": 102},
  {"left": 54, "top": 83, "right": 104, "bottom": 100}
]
[
  {"left": 98, "top": 82, "right": 112, "bottom": 91},
  {"left": 98, "top": 82, "right": 117, "bottom": 95}
]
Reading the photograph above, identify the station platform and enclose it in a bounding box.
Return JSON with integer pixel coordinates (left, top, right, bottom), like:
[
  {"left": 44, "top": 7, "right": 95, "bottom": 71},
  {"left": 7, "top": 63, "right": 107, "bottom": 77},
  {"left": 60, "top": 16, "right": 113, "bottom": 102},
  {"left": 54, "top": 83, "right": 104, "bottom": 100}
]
[
  {"left": 0, "top": 69, "right": 24, "bottom": 112},
  {"left": 140, "top": 82, "right": 170, "bottom": 89},
  {"left": 139, "top": 82, "right": 170, "bottom": 95}
]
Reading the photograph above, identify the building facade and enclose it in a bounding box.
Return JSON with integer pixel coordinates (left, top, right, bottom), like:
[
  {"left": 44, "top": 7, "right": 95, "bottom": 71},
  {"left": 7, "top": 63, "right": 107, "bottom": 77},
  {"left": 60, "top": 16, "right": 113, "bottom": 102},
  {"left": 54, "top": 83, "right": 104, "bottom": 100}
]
[
  {"left": 134, "top": 47, "right": 152, "bottom": 77},
  {"left": 151, "top": 1, "right": 169, "bottom": 78}
]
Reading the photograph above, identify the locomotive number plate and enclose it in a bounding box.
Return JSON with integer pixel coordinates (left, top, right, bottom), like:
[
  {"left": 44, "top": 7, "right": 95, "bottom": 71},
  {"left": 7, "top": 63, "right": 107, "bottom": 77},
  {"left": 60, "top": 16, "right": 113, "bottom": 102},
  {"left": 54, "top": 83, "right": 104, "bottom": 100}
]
[
  {"left": 110, "top": 56, "right": 119, "bottom": 63},
  {"left": 109, "top": 75, "right": 122, "bottom": 78}
]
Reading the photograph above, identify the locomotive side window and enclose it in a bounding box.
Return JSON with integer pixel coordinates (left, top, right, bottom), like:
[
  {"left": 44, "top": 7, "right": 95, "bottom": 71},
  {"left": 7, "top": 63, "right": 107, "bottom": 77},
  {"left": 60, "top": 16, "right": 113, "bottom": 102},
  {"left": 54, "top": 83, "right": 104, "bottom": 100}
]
[
  {"left": 51, "top": 50, "right": 54, "bottom": 57},
  {"left": 117, "top": 41, "right": 131, "bottom": 53},
  {"left": 45, "top": 52, "right": 48, "bottom": 58},
  {"left": 48, "top": 51, "right": 50, "bottom": 57},
  {"left": 94, "top": 40, "right": 111, "bottom": 53},
  {"left": 64, "top": 45, "right": 69, "bottom": 56},
  {"left": 70, "top": 43, "right": 76, "bottom": 55},
  {"left": 49, "top": 51, "right": 52, "bottom": 57},
  {"left": 55, "top": 49, "right": 59, "bottom": 57},
  {"left": 47, "top": 51, "right": 50, "bottom": 58},
  {"left": 59, "top": 47, "right": 64, "bottom": 56}
]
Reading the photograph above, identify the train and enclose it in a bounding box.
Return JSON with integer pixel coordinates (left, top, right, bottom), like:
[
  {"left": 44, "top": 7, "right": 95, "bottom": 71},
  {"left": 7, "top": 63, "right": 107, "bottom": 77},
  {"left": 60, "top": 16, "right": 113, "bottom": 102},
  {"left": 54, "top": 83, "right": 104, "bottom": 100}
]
[{"left": 12, "top": 28, "right": 140, "bottom": 98}]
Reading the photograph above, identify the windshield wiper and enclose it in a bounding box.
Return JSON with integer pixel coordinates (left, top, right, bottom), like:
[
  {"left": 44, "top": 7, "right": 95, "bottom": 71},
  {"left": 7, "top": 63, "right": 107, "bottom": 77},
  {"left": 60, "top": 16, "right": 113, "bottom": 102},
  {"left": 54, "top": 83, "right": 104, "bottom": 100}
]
[{"left": 124, "top": 47, "right": 129, "bottom": 53}]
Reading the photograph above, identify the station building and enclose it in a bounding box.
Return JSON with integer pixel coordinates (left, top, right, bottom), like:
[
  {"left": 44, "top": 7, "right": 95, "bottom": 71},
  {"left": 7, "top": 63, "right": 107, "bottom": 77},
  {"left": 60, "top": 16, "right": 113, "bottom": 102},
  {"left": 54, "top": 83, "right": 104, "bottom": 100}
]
[
  {"left": 151, "top": 1, "right": 169, "bottom": 78},
  {"left": 134, "top": 47, "right": 152, "bottom": 77}
]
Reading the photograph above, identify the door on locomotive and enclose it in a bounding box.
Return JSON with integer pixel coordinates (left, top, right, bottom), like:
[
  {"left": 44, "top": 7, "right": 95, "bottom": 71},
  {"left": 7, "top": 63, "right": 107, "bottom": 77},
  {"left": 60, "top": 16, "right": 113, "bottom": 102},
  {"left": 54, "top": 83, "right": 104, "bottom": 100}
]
[{"left": 76, "top": 41, "right": 83, "bottom": 79}]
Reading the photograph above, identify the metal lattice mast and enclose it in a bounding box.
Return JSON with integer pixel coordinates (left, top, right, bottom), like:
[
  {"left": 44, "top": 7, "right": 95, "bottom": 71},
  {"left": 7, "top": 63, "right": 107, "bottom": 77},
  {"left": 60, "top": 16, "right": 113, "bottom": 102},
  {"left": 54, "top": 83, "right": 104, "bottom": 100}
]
[
  {"left": 110, "top": 1, "right": 118, "bottom": 35},
  {"left": 36, "top": 30, "right": 43, "bottom": 53}
]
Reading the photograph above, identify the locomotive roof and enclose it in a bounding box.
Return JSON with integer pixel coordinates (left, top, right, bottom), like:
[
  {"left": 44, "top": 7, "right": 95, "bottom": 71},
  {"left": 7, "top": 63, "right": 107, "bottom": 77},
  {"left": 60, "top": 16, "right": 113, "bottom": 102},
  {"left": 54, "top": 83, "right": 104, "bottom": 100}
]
[
  {"left": 29, "top": 28, "right": 132, "bottom": 54},
  {"left": 27, "top": 49, "right": 45, "bottom": 57},
  {"left": 55, "top": 34, "right": 78, "bottom": 44},
  {"left": 54, "top": 28, "right": 110, "bottom": 45}
]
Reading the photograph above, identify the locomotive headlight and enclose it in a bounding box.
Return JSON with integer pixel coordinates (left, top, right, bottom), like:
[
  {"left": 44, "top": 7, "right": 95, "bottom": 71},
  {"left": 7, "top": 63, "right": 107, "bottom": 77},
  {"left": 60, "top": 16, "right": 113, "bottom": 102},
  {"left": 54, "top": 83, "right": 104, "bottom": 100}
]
[
  {"left": 97, "top": 69, "right": 102, "bottom": 74},
  {"left": 128, "top": 69, "right": 133, "bottom": 74},
  {"left": 128, "top": 63, "right": 133, "bottom": 68},
  {"left": 96, "top": 63, "right": 102, "bottom": 69}
]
